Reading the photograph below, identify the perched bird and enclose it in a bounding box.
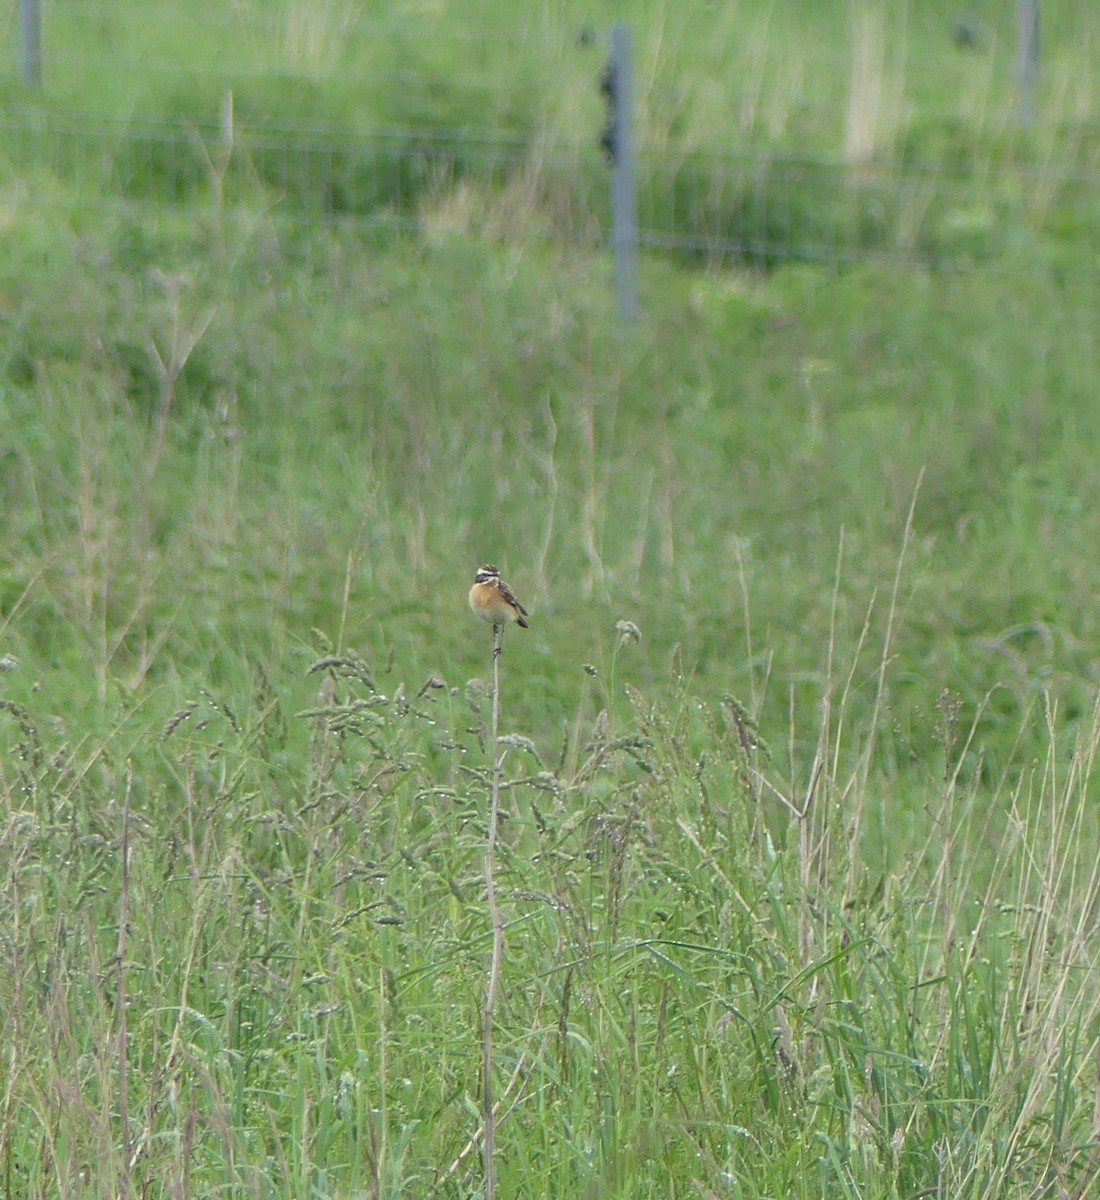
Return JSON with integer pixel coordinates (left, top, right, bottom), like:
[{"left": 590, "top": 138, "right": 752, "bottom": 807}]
[{"left": 468, "top": 564, "right": 529, "bottom": 630}]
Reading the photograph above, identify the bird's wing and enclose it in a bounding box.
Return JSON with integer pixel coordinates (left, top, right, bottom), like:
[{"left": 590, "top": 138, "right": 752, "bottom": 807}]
[{"left": 499, "top": 580, "right": 528, "bottom": 616}]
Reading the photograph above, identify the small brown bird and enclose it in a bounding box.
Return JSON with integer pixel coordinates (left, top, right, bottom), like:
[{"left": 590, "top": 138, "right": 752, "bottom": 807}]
[{"left": 468, "top": 564, "right": 529, "bottom": 630}]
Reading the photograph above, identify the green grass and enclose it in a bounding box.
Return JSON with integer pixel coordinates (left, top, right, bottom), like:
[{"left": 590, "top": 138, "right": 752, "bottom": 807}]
[
  {"left": 6, "top": 0, "right": 1100, "bottom": 264},
  {"left": 4, "top": 190, "right": 1100, "bottom": 1199},
  {"left": 4, "top": 2, "right": 1100, "bottom": 1197}
]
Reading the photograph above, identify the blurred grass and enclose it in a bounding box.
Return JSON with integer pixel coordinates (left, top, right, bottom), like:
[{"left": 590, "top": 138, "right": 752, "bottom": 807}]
[
  {"left": 3, "top": 197, "right": 1100, "bottom": 1193},
  {"left": 4, "top": 1, "right": 1100, "bottom": 1196},
  {"left": 5, "top": 0, "right": 1100, "bottom": 264},
  {"left": 4, "top": 202, "right": 1100, "bottom": 762}
]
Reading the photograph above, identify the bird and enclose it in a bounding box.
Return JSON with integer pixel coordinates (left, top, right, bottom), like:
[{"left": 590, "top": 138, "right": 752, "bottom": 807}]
[{"left": 468, "top": 564, "right": 529, "bottom": 631}]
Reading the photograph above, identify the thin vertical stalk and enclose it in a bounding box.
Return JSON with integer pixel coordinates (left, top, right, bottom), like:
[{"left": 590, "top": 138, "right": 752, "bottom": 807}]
[
  {"left": 482, "top": 622, "right": 505, "bottom": 1200},
  {"left": 116, "top": 768, "right": 133, "bottom": 1198}
]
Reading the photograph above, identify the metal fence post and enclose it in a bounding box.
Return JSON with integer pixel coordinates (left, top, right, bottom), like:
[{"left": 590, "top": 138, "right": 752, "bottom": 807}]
[
  {"left": 21, "top": 0, "right": 42, "bottom": 86},
  {"left": 1017, "top": 0, "right": 1039, "bottom": 126},
  {"left": 606, "top": 24, "right": 638, "bottom": 322}
]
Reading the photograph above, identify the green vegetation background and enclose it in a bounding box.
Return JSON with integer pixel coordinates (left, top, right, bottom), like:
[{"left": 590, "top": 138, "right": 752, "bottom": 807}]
[{"left": 3, "top": 2, "right": 1100, "bottom": 1197}]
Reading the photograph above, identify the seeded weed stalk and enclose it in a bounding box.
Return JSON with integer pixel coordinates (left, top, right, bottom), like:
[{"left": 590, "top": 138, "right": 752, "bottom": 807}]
[{"left": 482, "top": 620, "right": 505, "bottom": 1200}]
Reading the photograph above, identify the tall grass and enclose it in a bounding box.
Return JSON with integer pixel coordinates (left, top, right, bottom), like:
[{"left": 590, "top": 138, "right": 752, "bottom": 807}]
[
  {"left": 3, "top": 205, "right": 1100, "bottom": 756},
  {"left": 4, "top": 590, "right": 1100, "bottom": 1196},
  {"left": 4, "top": 4, "right": 1100, "bottom": 1194},
  {"left": 6, "top": 1, "right": 1100, "bottom": 266}
]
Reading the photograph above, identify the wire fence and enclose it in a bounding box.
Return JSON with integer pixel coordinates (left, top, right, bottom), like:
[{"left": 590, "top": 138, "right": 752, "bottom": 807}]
[{"left": 3, "top": 2, "right": 1097, "bottom": 279}]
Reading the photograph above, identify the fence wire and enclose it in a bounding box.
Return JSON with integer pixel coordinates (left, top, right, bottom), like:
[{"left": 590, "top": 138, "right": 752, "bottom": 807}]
[{"left": 3, "top": 3, "right": 1098, "bottom": 277}]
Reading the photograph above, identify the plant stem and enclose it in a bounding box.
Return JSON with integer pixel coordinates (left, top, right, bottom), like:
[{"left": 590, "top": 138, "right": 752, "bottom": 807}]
[{"left": 482, "top": 621, "right": 505, "bottom": 1200}]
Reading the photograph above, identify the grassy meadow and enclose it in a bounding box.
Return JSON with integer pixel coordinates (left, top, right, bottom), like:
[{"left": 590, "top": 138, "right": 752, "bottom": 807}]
[{"left": 5, "top": 2, "right": 1100, "bottom": 1197}]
